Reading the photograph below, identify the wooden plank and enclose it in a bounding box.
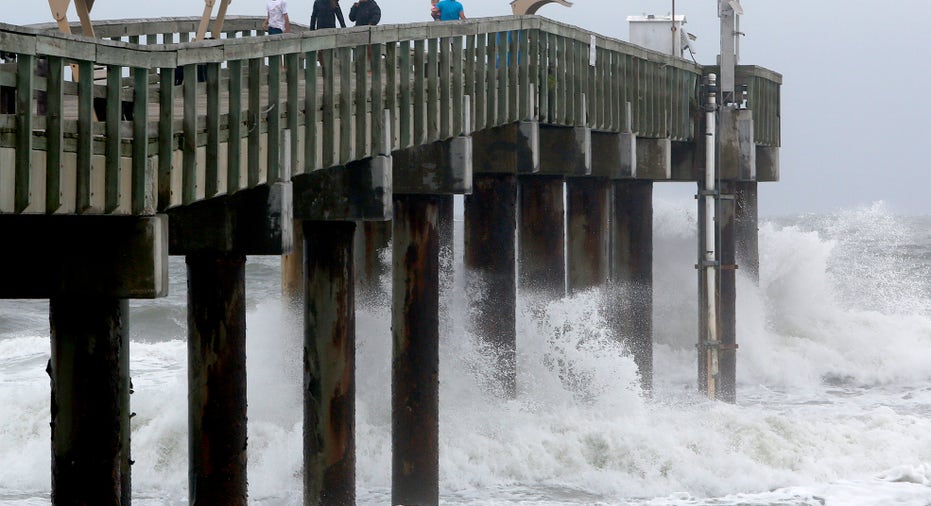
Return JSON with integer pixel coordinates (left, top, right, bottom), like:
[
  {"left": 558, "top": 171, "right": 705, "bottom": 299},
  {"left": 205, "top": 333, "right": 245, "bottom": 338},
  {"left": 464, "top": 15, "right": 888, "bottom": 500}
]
[
  {"left": 182, "top": 63, "right": 198, "bottom": 204},
  {"left": 371, "top": 42, "right": 385, "bottom": 155},
  {"left": 399, "top": 41, "right": 411, "bottom": 149},
  {"left": 384, "top": 42, "right": 397, "bottom": 153},
  {"left": 518, "top": 29, "right": 529, "bottom": 121},
  {"left": 286, "top": 53, "right": 300, "bottom": 176},
  {"left": 228, "top": 59, "right": 243, "bottom": 189},
  {"left": 509, "top": 30, "right": 519, "bottom": 123},
  {"left": 474, "top": 34, "right": 486, "bottom": 130},
  {"left": 438, "top": 37, "right": 450, "bottom": 140},
  {"left": 15, "top": 54, "right": 34, "bottom": 213},
  {"left": 304, "top": 51, "right": 318, "bottom": 172},
  {"left": 338, "top": 46, "right": 352, "bottom": 164},
  {"left": 354, "top": 44, "right": 368, "bottom": 161},
  {"left": 486, "top": 31, "right": 497, "bottom": 128},
  {"left": 413, "top": 39, "right": 425, "bottom": 147},
  {"left": 105, "top": 65, "right": 121, "bottom": 213},
  {"left": 267, "top": 55, "right": 281, "bottom": 182},
  {"left": 537, "top": 30, "right": 547, "bottom": 123},
  {"left": 131, "top": 67, "right": 149, "bottom": 214},
  {"left": 248, "top": 57, "right": 261, "bottom": 185},
  {"left": 496, "top": 30, "right": 507, "bottom": 125},
  {"left": 427, "top": 38, "right": 438, "bottom": 141},
  {"left": 47, "top": 56, "right": 64, "bottom": 213},
  {"left": 77, "top": 61, "right": 93, "bottom": 212},
  {"left": 464, "top": 34, "right": 475, "bottom": 133},
  {"left": 322, "top": 49, "right": 335, "bottom": 167},
  {"left": 451, "top": 36, "right": 463, "bottom": 136},
  {"left": 205, "top": 62, "right": 220, "bottom": 197},
  {"left": 157, "top": 66, "right": 174, "bottom": 211}
]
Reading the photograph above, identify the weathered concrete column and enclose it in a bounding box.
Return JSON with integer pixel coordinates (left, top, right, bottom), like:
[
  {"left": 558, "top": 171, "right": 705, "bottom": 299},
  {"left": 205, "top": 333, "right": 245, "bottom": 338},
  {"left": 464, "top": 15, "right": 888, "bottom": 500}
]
[
  {"left": 566, "top": 177, "right": 610, "bottom": 293},
  {"left": 717, "top": 181, "right": 738, "bottom": 402},
  {"left": 392, "top": 194, "right": 440, "bottom": 506},
  {"left": 353, "top": 220, "right": 391, "bottom": 306},
  {"left": 735, "top": 181, "right": 759, "bottom": 283},
  {"left": 282, "top": 218, "right": 305, "bottom": 308},
  {"left": 304, "top": 220, "right": 356, "bottom": 505},
  {"left": 186, "top": 253, "right": 248, "bottom": 505},
  {"left": 464, "top": 173, "right": 518, "bottom": 397},
  {"left": 50, "top": 297, "right": 131, "bottom": 506},
  {"left": 518, "top": 175, "right": 566, "bottom": 300},
  {"left": 610, "top": 181, "right": 654, "bottom": 392},
  {"left": 437, "top": 194, "right": 455, "bottom": 293}
]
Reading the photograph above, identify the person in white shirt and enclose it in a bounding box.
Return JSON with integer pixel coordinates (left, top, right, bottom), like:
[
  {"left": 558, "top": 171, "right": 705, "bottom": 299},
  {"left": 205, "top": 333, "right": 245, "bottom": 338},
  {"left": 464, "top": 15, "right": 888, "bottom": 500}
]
[{"left": 263, "top": 0, "right": 291, "bottom": 34}]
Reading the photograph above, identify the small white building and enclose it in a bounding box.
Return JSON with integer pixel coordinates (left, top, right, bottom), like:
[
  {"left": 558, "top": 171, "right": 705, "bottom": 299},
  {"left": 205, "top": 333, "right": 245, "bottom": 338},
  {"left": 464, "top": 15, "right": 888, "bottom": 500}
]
[{"left": 627, "top": 14, "right": 689, "bottom": 57}]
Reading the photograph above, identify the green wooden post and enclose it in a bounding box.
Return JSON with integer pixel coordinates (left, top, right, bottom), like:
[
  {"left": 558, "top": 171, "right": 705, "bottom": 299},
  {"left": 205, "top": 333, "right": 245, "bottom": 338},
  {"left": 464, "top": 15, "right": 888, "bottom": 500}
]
[
  {"left": 132, "top": 67, "right": 150, "bottom": 214},
  {"left": 248, "top": 58, "right": 262, "bottom": 186},
  {"left": 205, "top": 62, "right": 220, "bottom": 197},
  {"left": 182, "top": 63, "right": 198, "bottom": 204},
  {"left": 158, "top": 66, "right": 174, "bottom": 211},
  {"left": 228, "top": 60, "right": 243, "bottom": 191},
  {"left": 46, "top": 56, "right": 63, "bottom": 213},
  {"left": 77, "top": 61, "right": 93, "bottom": 212}
]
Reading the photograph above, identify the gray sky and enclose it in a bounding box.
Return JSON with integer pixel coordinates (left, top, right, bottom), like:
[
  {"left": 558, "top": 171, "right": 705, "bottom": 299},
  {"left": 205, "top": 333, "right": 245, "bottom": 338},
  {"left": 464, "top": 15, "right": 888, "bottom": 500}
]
[{"left": 7, "top": 1, "right": 931, "bottom": 216}]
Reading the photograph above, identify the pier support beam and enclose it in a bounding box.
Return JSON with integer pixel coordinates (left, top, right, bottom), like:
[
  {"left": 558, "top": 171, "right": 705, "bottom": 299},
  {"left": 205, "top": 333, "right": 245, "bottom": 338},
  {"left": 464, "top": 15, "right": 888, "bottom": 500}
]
[
  {"left": 518, "top": 175, "right": 566, "bottom": 300},
  {"left": 464, "top": 173, "right": 518, "bottom": 397},
  {"left": 697, "top": 181, "right": 737, "bottom": 402},
  {"left": 186, "top": 253, "right": 248, "bottom": 506},
  {"left": 282, "top": 219, "right": 305, "bottom": 308},
  {"left": 304, "top": 220, "right": 357, "bottom": 505},
  {"left": 50, "top": 297, "right": 131, "bottom": 506},
  {"left": 717, "top": 181, "right": 738, "bottom": 402},
  {"left": 735, "top": 181, "right": 759, "bottom": 283},
  {"left": 354, "top": 220, "right": 391, "bottom": 306},
  {"left": 392, "top": 194, "right": 440, "bottom": 506},
  {"left": 566, "top": 177, "right": 610, "bottom": 293},
  {"left": 609, "top": 181, "right": 654, "bottom": 391}
]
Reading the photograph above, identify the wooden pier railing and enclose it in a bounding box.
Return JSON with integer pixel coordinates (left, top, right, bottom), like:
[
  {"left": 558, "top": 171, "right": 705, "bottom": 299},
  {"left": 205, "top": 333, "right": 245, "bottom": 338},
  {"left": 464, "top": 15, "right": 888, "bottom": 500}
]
[{"left": 0, "top": 15, "right": 780, "bottom": 217}]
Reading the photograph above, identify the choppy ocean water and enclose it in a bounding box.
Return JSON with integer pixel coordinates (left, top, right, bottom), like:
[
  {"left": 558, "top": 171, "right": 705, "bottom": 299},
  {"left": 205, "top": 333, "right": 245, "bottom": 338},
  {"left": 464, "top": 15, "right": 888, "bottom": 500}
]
[{"left": 2, "top": 200, "right": 931, "bottom": 505}]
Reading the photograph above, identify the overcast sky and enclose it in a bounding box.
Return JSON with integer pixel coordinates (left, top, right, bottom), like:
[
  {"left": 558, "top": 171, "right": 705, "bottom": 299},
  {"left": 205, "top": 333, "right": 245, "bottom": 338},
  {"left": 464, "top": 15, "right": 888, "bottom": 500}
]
[{"left": 6, "top": 1, "right": 931, "bottom": 216}]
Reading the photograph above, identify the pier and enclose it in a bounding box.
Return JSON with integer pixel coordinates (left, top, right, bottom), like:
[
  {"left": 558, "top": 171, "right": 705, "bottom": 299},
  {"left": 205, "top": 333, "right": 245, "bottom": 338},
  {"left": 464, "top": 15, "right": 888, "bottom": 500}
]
[{"left": 0, "top": 10, "right": 780, "bottom": 505}]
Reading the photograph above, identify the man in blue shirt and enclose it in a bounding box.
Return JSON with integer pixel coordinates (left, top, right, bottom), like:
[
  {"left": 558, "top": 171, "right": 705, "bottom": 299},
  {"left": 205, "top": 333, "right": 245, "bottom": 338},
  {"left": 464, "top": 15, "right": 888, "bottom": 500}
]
[{"left": 434, "top": 0, "right": 466, "bottom": 21}]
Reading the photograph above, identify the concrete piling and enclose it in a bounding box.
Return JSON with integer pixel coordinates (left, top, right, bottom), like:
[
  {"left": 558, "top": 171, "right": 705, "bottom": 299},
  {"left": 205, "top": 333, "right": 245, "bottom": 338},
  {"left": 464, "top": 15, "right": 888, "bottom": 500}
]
[
  {"left": 354, "top": 220, "right": 391, "bottom": 306},
  {"left": 566, "top": 177, "right": 610, "bottom": 293},
  {"left": 735, "top": 181, "right": 760, "bottom": 283},
  {"left": 716, "top": 182, "right": 738, "bottom": 402},
  {"left": 303, "top": 220, "right": 357, "bottom": 505},
  {"left": 518, "top": 175, "right": 566, "bottom": 300},
  {"left": 609, "top": 181, "right": 654, "bottom": 391},
  {"left": 50, "top": 297, "right": 131, "bottom": 506},
  {"left": 464, "top": 173, "right": 518, "bottom": 397},
  {"left": 392, "top": 194, "right": 440, "bottom": 506},
  {"left": 186, "top": 253, "right": 248, "bottom": 506}
]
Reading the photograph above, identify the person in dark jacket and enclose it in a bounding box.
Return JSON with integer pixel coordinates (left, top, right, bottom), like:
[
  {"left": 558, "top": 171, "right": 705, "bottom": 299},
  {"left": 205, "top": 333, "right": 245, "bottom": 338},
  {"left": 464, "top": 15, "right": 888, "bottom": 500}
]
[
  {"left": 348, "top": 0, "right": 381, "bottom": 26},
  {"left": 310, "top": 0, "right": 346, "bottom": 30}
]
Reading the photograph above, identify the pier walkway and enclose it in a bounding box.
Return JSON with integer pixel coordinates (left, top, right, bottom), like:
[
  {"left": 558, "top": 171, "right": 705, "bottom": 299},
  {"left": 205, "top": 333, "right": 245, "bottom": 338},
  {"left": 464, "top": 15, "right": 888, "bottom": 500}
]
[{"left": 0, "top": 14, "right": 780, "bottom": 505}]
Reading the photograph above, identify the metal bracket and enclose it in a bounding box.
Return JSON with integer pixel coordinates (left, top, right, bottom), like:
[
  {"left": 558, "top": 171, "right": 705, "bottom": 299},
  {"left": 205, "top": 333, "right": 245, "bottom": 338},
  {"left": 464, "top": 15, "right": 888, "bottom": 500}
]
[{"left": 696, "top": 341, "right": 739, "bottom": 351}]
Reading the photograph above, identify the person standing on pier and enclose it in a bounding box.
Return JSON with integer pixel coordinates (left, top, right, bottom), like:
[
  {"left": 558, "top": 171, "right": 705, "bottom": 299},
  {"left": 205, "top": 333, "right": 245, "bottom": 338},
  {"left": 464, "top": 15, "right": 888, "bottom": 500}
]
[
  {"left": 310, "top": 0, "right": 347, "bottom": 29},
  {"left": 263, "top": 0, "right": 291, "bottom": 34},
  {"left": 434, "top": 0, "right": 466, "bottom": 20},
  {"left": 348, "top": 0, "right": 381, "bottom": 26}
]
